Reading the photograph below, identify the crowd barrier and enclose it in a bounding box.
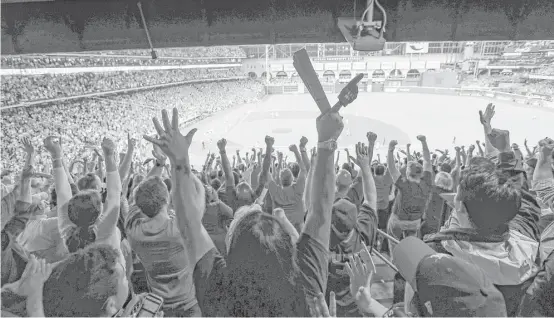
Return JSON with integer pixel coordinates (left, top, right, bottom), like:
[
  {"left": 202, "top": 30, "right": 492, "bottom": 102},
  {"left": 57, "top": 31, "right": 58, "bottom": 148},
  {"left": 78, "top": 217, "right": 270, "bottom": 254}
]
[{"left": 265, "top": 83, "right": 554, "bottom": 110}]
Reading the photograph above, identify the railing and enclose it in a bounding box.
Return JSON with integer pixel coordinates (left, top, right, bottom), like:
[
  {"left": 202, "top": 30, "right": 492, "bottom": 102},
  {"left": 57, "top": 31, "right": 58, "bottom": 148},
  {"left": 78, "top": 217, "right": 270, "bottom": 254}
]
[{"left": 373, "top": 229, "right": 400, "bottom": 273}]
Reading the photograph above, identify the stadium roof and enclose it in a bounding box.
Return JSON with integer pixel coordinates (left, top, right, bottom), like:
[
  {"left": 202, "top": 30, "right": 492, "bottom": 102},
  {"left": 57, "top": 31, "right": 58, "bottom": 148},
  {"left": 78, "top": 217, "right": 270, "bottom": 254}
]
[{"left": 1, "top": 0, "right": 54, "bottom": 3}]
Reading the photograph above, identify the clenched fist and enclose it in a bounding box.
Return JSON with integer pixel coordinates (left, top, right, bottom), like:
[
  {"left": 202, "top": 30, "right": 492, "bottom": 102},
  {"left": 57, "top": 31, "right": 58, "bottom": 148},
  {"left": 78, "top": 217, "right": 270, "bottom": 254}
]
[
  {"left": 300, "top": 136, "right": 308, "bottom": 147},
  {"left": 389, "top": 140, "right": 398, "bottom": 149},
  {"left": 455, "top": 146, "right": 461, "bottom": 152},
  {"left": 366, "top": 132, "right": 377, "bottom": 144},
  {"left": 265, "top": 136, "right": 275, "bottom": 147},
  {"left": 416, "top": 135, "right": 426, "bottom": 142},
  {"left": 468, "top": 144, "right": 475, "bottom": 152},
  {"left": 289, "top": 144, "right": 299, "bottom": 153},
  {"left": 101, "top": 138, "right": 116, "bottom": 156},
  {"left": 43, "top": 136, "right": 62, "bottom": 158},
  {"left": 217, "top": 139, "right": 227, "bottom": 151}
]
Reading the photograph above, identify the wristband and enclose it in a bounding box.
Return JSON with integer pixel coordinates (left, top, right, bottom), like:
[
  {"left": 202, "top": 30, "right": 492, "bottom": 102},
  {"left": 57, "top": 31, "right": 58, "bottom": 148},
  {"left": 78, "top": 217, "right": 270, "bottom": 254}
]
[{"left": 219, "top": 150, "right": 226, "bottom": 154}]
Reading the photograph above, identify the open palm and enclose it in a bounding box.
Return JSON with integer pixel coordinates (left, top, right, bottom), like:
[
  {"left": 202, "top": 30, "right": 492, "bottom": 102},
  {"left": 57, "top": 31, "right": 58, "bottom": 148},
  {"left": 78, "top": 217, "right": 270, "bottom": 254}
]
[{"left": 143, "top": 108, "right": 197, "bottom": 163}]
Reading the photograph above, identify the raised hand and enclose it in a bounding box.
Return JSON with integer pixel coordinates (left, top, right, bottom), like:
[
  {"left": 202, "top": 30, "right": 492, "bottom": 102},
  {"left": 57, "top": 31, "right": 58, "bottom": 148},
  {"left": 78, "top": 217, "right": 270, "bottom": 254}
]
[
  {"left": 210, "top": 153, "right": 216, "bottom": 160},
  {"left": 417, "top": 135, "right": 426, "bottom": 143},
  {"left": 217, "top": 138, "right": 227, "bottom": 151},
  {"left": 22, "top": 137, "right": 34, "bottom": 154},
  {"left": 311, "top": 292, "right": 336, "bottom": 317},
  {"left": 101, "top": 138, "right": 116, "bottom": 157},
  {"left": 143, "top": 108, "right": 198, "bottom": 163},
  {"left": 349, "top": 142, "right": 370, "bottom": 168},
  {"left": 43, "top": 136, "right": 62, "bottom": 158},
  {"left": 479, "top": 103, "right": 495, "bottom": 127},
  {"left": 152, "top": 144, "right": 167, "bottom": 162},
  {"left": 127, "top": 132, "right": 137, "bottom": 149},
  {"left": 539, "top": 137, "right": 554, "bottom": 156},
  {"left": 389, "top": 140, "right": 398, "bottom": 149},
  {"left": 265, "top": 136, "right": 275, "bottom": 147},
  {"left": 289, "top": 144, "right": 299, "bottom": 153},
  {"left": 345, "top": 242, "right": 375, "bottom": 312},
  {"left": 277, "top": 151, "right": 284, "bottom": 160},
  {"left": 366, "top": 132, "right": 377, "bottom": 144},
  {"left": 300, "top": 136, "right": 308, "bottom": 148},
  {"left": 316, "top": 109, "right": 343, "bottom": 142},
  {"left": 469, "top": 144, "right": 475, "bottom": 152},
  {"left": 455, "top": 146, "right": 461, "bottom": 152},
  {"left": 310, "top": 147, "right": 317, "bottom": 164},
  {"left": 3, "top": 255, "right": 52, "bottom": 298}
]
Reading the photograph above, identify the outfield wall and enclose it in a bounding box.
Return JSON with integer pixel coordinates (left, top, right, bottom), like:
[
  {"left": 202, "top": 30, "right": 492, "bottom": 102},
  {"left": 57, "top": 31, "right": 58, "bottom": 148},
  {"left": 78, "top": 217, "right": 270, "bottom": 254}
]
[{"left": 264, "top": 83, "right": 554, "bottom": 110}]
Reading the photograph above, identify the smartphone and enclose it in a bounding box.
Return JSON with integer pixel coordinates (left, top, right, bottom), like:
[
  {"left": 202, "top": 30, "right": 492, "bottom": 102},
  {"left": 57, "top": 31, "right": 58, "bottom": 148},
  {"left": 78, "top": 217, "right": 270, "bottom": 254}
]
[{"left": 136, "top": 293, "right": 164, "bottom": 317}]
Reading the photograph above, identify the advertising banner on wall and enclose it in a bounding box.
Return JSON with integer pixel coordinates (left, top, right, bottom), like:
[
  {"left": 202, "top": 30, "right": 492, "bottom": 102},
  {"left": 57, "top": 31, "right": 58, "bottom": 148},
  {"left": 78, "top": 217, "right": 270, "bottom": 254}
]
[{"left": 405, "top": 42, "right": 430, "bottom": 54}]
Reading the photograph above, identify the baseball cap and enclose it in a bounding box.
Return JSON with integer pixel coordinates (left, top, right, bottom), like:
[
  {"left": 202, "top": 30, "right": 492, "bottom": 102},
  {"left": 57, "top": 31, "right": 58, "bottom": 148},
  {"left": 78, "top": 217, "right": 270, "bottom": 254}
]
[
  {"left": 332, "top": 198, "right": 357, "bottom": 233},
  {"left": 393, "top": 237, "right": 507, "bottom": 317}
]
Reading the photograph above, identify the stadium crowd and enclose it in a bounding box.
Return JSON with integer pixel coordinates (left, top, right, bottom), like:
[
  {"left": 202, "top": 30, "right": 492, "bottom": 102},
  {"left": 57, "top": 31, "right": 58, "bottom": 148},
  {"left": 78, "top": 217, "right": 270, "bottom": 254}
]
[
  {"left": 1, "top": 47, "right": 246, "bottom": 69},
  {"left": 1, "top": 80, "right": 265, "bottom": 173},
  {"left": 1, "top": 72, "right": 553, "bottom": 318},
  {"left": 1, "top": 68, "right": 242, "bottom": 107}
]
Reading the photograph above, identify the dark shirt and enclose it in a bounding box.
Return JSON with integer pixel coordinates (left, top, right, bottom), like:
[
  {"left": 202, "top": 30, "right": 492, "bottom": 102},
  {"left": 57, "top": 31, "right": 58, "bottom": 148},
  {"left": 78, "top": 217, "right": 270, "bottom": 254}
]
[
  {"left": 420, "top": 186, "right": 451, "bottom": 237},
  {"left": 193, "top": 233, "right": 329, "bottom": 316},
  {"left": 391, "top": 171, "right": 432, "bottom": 221},
  {"left": 327, "top": 203, "right": 378, "bottom": 316}
]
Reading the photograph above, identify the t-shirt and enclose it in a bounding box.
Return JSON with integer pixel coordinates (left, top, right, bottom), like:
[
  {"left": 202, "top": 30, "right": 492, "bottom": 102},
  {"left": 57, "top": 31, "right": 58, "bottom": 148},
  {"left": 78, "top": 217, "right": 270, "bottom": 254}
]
[
  {"left": 391, "top": 171, "right": 433, "bottom": 221},
  {"left": 374, "top": 174, "right": 394, "bottom": 211},
  {"left": 202, "top": 201, "right": 233, "bottom": 254},
  {"left": 267, "top": 176, "right": 306, "bottom": 226},
  {"left": 125, "top": 205, "right": 197, "bottom": 311},
  {"left": 193, "top": 233, "right": 329, "bottom": 316}
]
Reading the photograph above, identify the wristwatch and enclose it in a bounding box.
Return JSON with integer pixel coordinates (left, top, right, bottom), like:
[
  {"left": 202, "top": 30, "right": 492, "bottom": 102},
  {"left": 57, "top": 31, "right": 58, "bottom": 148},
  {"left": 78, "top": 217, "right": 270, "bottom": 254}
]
[{"left": 318, "top": 140, "right": 338, "bottom": 151}]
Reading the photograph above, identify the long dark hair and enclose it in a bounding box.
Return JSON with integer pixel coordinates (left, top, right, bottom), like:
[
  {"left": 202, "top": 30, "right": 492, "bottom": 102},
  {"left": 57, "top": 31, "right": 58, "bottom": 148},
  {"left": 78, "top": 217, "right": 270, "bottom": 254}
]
[
  {"left": 209, "top": 209, "right": 309, "bottom": 317},
  {"left": 66, "top": 190, "right": 102, "bottom": 253}
]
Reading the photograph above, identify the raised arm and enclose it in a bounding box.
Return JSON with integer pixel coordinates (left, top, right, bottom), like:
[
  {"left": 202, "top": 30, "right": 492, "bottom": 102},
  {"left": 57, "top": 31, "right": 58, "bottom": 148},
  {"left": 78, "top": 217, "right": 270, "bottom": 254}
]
[
  {"left": 255, "top": 138, "right": 274, "bottom": 198},
  {"left": 479, "top": 103, "right": 499, "bottom": 157},
  {"left": 387, "top": 140, "right": 401, "bottom": 182},
  {"left": 119, "top": 133, "right": 136, "bottom": 183},
  {"left": 143, "top": 108, "right": 213, "bottom": 265},
  {"left": 299, "top": 136, "right": 310, "bottom": 172},
  {"left": 303, "top": 110, "right": 344, "bottom": 248},
  {"left": 303, "top": 148, "right": 316, "bottom": 212},
  {"left": 20, "top": 138, "right": 35, "bottom": 204},
  {"left": 218, "top": 139, "right": 234, "bottom": 188},
  {"left": 406, "top": 143, "right": 412, "bottom": 162},
  {"left": 467, "top": 144, "right": 475, "bottom": 166},
  {"left": 21, "top": 137, "right": 35, "bottom": 171},
  {"left": 476, "top": 140, "right": 484, "bottom": 157},
  {"left": 417, "top": 135, "right": 432, "bottom": 173},
  {"left": 236, "top": 150, "right": 243, "bottom": 165},
  {"left": 290, "top": 144, "right": 307, "bottom": 181},
  {"left": 96, "top": 138, "right": 121, "bottom": 239},
  {"left": 358, "top": 133, "right": 378, "bottom": 210},
  {"left": 147, "top": 145, "right": 167, "bottom": 178},
  {"left": 94, "top": 148, "right": 105, "bottom": 181}
]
